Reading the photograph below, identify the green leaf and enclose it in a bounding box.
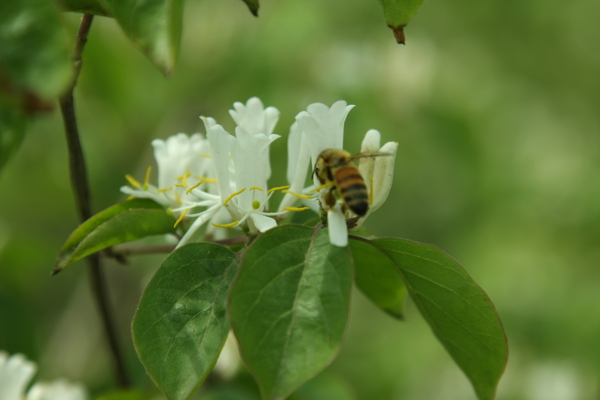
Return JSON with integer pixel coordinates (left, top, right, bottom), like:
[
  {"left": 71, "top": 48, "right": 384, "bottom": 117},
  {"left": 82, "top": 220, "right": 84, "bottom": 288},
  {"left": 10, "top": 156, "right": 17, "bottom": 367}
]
[
  {"left": 240, "top": 0, "right": 259, "bottom": 16},
  {"left": 0, "top": 107, "right": 26, "bottom": 173},
  {"left": 0, "top": 0, "right": 72, "bottom": 98},
  {"left": 53, "top": 198, "right": 176, "bottom": 274},
  {"left": 349, "top": 237, "right": 407, "bottom": 319},
  {"left": 99, "top": 0, "right": 184, "bottom": 75},
  {"left": 56, "top": 0, "right": 111, "bottom": 16},
  {"left": 377, "top": 0, "right": 427, "bottom": 44},
  {"left": 229, "top": 225, "right": 353, "bottom": 400},
  {"left": 367, "top": 237, "right": 507, "bottom": 400},
  {"left": 132, "top": 243, "right": 238, "bottom": 400}
]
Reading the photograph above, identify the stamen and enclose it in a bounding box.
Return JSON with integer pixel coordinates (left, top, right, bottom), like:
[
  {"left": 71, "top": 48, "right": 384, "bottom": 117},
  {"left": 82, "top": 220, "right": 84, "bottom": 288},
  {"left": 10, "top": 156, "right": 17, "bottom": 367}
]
[
  {"left": 212, "top": 220, "right": 240, "bottom": 228},
  {"left": 174, "top": 191, "right": 182, "bottom": 205},
  {"left": 250, "top": 186, "right": 264, "bottom": 191},
  {"left": 223, "top": 188, "right": 246, "bottom": 205},
  {"left": 199, "top": 177, "right": 217, "bottom": 183},
  {"left": 282, "top": 190, "right": 313, "bottom": 199},
  {"left": 284, "top": 206, "right": 310, "bottom": 212},
  {"left": 309, "top": 182, "right": 334, "bottom": 193},
  {"left": 268, "top": 185, "right": 291, "bottom": 194},
  {"left": 369, "top": 176, "right": 374, "bottom": 205},
  {"left": 174, "top": 209, "right": 189, "bottom": 228},
  {"left": 125, "top": 174, "right": 141, "bottom": 188},
  {"left": 143, "top": 166, "right": 152, "bottom": 190},
  {"left": 176, "top": 170, "right": 191, "bottom": 186},
  {"left": 157, "top": 187, "right": 172, "bottom": 193},
  {"left": 199, "top": 153, "right": 212, "bottom": 158},
  {"left": 186, "top": 181, "right": 203, "bottom": 194},
  {"left": 175, "top": 183, "right": 187, "bottom": 188},
  {"left": 126, "top": 194, "right": 135, "bottom": 200}
]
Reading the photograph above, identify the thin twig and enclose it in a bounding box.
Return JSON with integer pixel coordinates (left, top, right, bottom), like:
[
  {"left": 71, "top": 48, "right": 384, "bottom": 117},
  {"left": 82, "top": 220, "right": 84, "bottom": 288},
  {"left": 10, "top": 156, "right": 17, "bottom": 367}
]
[
  {"left": 108, "top": 236, "right": 249, "bottom": 260},
  {"left": 58, "top": 13, "right": 129, "bottom": 388}
]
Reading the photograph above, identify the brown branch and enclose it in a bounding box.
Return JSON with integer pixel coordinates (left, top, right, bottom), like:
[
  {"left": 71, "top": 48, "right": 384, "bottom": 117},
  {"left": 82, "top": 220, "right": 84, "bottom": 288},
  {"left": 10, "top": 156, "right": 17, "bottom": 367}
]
[
  {"left": 107, "top": 236, "right": 249, "bottom": 260},
  {"left": 58, "top": 13, "right": 129, "bottom": 389}
]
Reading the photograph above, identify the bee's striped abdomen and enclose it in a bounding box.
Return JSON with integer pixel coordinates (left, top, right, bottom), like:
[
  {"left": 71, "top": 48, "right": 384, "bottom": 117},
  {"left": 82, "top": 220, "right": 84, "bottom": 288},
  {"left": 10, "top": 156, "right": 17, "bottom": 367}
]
[{"left": 335, "top": 166, "right": 369, "bottom": 216}]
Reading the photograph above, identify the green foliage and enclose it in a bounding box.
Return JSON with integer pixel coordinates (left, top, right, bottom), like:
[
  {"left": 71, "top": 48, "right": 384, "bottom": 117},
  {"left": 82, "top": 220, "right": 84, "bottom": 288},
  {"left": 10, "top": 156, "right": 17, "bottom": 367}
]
[
  {"left": 57, "top": 0, "right": 111, "bottom": 16},
  {"left": 0, "top": 0, "right": 73, "bottom": 98},
  {"left": 357, "top": 237, "right": 508, "bottom": 400},
  {"left": 98, "top": 0, "right": 184, "bottom": 75},
  {"left": 377, "top": 0, "right": 427, "bottom": 43},
  {"left": 53, "top": 198, "right": 176, "bottom": 274},
  {"left": 132, "top": 243, "right": 238, "bottom": 400},
  {"left": 228, "top": 225, "right": 353, "bottom": 400},
  {"left": 241, "top": 0, "right": 260, "bottom": 17},
  {"left": 349, "top": 237, "right": 407, "bottom": 319},
  {"left": 0, "top": 108, "right": 26, "bottom": 173}
]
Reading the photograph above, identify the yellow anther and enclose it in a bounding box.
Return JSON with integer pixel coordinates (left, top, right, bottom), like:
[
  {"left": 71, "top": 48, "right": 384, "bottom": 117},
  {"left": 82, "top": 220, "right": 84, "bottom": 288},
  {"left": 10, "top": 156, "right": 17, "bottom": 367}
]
[
  {"left": 282, "top": 190, "right": 313, "bottom": 199},
  {"left": 211, "top": 220, "right": 240, "bottom": 228},
  {"left": 174, "top": 209, "right": 189, "bottom": 228},
  {"left": 174, "top": 191, "right": 182, "bottom": 206},
  {"left": 203, "top": 177, "right": 217, "bottom": 183},
  {"left": 175, "top": 183, "right": 187, "bottom": 188},
  {"left": 186, "top": 181, "right": 203, "bottom": 194},
  {"left": 284, "top": 206, "right": 310, "bottom": 212},
  {"left": 223, "top": 188, "right": 246, "bottom": 205},
  {"left": 157, "top": 187, "right": 172, "bottom": 193},
  {"left": 309, "top": 182, "right": 334, "bottom": 193},
  {"left": 267, "top": 185, "right": 291, "bottom": 194},
  {"left": 143, "top": 166, "right": 152, "bottom": 190},
  {"left": 369, "top": 176, "right": 374, "bottom": 206},
  {"left": 125, "top": 174, "right": 141, "bottom": 188},
  {"left": 176, "top": 170, "right": 191, "bottom": 186},
  {"left": 126, "top": 194, "right": 135, "bottom": 200},
  {"left": 199, "top": 153, "right": 212, "bottom": 158},
  {"left": 250, "top": 186, "right": 264, "bottom": 191}
]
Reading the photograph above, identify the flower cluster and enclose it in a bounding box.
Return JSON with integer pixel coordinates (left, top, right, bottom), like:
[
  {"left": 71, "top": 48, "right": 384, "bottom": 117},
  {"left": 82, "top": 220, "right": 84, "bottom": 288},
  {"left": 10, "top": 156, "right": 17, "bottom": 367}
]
[
  {"left": 0, "top": 352, "right": 87, "bottom": 400},
  {"left": 122, "top": 98, "right": 397, "bottom": 247}
]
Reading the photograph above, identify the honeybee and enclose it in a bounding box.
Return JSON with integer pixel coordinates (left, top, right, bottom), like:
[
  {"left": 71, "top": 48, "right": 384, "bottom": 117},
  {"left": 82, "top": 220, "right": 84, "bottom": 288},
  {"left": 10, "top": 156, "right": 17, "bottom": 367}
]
[{"left": 313, "top": 148, "right": 391, "bottom": 217}]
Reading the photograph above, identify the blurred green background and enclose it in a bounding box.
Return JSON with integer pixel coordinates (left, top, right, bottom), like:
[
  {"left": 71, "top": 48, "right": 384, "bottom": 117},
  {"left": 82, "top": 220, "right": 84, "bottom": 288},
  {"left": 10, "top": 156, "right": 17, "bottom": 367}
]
[{"left": 1, "top": 0, "right": 599, "bottom": 398}]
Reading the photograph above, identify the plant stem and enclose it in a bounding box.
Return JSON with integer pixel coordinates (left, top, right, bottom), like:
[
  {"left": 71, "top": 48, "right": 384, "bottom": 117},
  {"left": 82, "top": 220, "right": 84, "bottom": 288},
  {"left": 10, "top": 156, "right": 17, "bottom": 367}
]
[{"left": 58, "top": 13, "right": 129, "bottom": 388}]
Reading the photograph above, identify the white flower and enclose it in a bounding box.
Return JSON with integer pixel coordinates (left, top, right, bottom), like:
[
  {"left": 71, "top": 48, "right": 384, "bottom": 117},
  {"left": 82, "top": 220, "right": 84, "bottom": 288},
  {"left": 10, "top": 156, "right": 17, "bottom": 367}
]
[
  {"left": 281, "top": 101, "right": 396, "bottom": 247},
  {"left": 120, "top": 133, "right": 215, "bottom": 215},
  {"left": 357, "top": 130, "right": 398, "bottom": 220},
  {"left": 176, "top": 100, "right": 289, "bottom": 247},
  {"left": 0, "top": 351, "right": 87, "bottom": 400}
]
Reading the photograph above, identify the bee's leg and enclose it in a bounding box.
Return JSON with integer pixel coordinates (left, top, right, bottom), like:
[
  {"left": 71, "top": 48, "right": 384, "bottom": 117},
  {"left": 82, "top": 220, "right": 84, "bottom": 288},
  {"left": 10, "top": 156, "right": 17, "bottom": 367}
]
[{"left": 324, "top": 188, "right": 336, "bottom": 209}]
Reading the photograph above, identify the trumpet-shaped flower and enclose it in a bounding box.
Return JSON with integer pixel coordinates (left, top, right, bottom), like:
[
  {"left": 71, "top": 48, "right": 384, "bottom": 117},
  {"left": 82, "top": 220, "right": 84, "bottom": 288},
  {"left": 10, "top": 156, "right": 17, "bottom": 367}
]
[
  {"left": 120, "top": 133, "right": 214, "bottom": 216},
  {"left": 175, "top": 100, "right": 291, "bottom": 247},
  {"left": 281, "top": 101, "right": 397, "bottom": 247},
  {"left": 0, "top": 352, "right": 87, "bottom": 400}
]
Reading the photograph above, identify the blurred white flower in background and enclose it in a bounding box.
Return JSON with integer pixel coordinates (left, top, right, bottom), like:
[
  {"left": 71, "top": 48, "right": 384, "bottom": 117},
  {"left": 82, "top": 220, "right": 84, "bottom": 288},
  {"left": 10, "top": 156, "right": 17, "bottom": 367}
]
[{"left": 0, "top": 351, "right": 87, "bottom": 400}]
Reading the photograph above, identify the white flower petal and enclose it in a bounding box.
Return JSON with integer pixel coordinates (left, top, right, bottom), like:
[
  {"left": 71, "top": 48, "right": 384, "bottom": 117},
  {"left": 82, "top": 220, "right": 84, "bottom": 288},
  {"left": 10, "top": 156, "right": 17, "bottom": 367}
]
[
  {"left": 0, "top": 352, "right": 37, "bottom": 400},
  {"left": 358, "top": 129, "right": 382, "bottom": 194},
  {"left": 279, "top": 130, "right": 312, "bottom": 212},
  {"left": 327, "top": 204, "right": 348, "bottom": 247},
  {"left": 369, "top": 141, "right": 398, "bottom": 214},
  {"left": 26, "top": 380, "right": 88, "bottom": 400},
  {"left": 295, "top": 101, "right": 354, "bottom": 166},
  {"left": 207, "top": 124, "right": 234, "bottom": 201},
  {"left": 249, "top": 213, "right": 278, "bottom": 232},
  {"left": 177, "top": 204, "right": 222, "bottom": 248}
]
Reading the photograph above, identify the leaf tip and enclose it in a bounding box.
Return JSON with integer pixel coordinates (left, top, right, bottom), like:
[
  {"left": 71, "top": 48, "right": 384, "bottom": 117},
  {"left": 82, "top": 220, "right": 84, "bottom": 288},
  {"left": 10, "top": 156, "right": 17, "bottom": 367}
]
[
  {"left": 389, "top": 25, "right": 406, "bottom": 45},
  {"left": 50, "top": 266, "right": 62, "bottom": 276}
]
